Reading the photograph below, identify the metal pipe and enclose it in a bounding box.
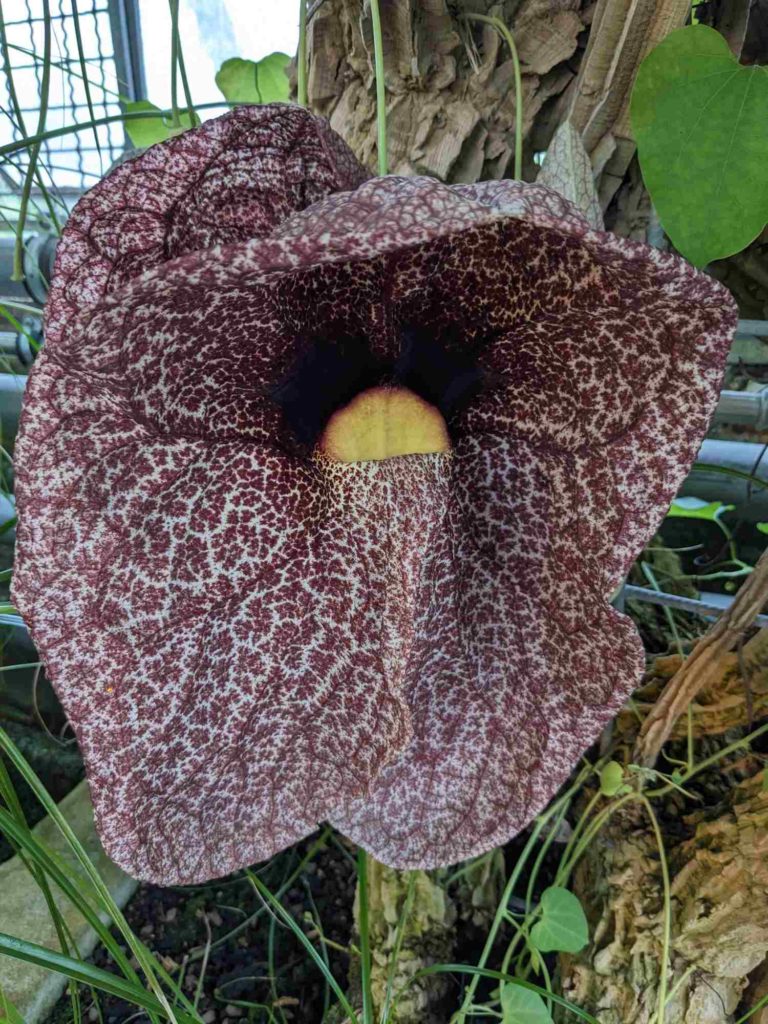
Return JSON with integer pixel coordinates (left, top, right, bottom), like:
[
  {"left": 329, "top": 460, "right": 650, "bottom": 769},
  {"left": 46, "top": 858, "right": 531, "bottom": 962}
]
[
  {"left": 0, "top": 234, "right": 57, "bottom": 306},
  {"left": 683, "top": 439, "right": 768, "bottom": 521},
  {"left": 0, "top": 373, "right": 26, "bottom": 439},
  {"left": 622, "top": 584, "right": 768, "bottom": 628},
  {"left": 0, "top": 614, "right": 25, "bottom": 630},
  {"left": 0, "top": 326, "right": 38, "bottom": 366},
  {"left": 737, "top": 320, "right": 768, "bottom": 338},
  {"left": 714, "top": 389, "right": 768, "bottom": 430}
]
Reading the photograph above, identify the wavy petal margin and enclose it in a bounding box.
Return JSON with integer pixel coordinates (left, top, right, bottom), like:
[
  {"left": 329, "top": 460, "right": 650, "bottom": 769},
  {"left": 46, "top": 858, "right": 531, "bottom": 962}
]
[{"left": 14, "top": 109, "right": 737, "bottom": 880}]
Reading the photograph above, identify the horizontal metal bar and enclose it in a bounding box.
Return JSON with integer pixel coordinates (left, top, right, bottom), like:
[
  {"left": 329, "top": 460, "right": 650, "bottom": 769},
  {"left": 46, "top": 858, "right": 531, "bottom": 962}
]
[
  {"left": 737, "top": 320, "right": 768, "bottom": 338},
  {"left": 0, "top": 614, "right": 25, "bottom": 630},
  {"left": 623, "top": 584, "right": 768, "bottom": 628},
  {"left": 714, "top": 389, "right": 768, "bottom": 429},
  {"left": 684, "top": 439, "right": 768, "bottom": 521}
]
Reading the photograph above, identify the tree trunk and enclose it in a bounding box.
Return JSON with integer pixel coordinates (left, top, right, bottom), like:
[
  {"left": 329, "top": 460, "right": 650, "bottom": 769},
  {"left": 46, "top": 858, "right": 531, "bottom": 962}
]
[
  {"left": 558, "top": 764, "right": 768, "bottom": 1023},
  {"left": 305, "top": 0, "right": 688, "bottom": 229}
]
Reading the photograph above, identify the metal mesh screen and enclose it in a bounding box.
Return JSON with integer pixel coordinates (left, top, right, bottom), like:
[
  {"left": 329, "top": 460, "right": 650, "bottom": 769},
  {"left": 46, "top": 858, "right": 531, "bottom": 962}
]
[{"left": 0, "top": 0, "right": 144, "bottom": 195}]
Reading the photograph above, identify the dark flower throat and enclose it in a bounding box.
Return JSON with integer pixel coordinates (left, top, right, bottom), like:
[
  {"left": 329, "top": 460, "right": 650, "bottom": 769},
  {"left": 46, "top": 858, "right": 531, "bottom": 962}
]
[{"left": 272, "top": 325, "right": 486, "bottom": 447}]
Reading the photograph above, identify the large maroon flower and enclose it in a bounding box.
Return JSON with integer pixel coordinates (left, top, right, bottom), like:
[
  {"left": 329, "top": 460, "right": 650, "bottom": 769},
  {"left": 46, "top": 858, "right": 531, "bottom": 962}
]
[{"left": 13, "top": 104, "right": 736, "bottom": 884}]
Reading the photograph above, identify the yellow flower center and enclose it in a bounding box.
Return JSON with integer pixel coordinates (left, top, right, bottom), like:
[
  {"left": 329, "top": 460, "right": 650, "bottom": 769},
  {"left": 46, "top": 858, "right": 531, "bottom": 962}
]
[{"left": 318, "top": 386, "right": 451, "bottom": 463}]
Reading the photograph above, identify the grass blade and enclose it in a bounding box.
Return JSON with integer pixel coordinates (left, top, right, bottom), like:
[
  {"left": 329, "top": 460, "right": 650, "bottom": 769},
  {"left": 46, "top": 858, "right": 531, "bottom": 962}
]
[
  {"left": 246, "top": 869, "right": 358, "bottom": 1022},
  {"left": 0, "top": 932, "right": 196, "bottom": 1022}
]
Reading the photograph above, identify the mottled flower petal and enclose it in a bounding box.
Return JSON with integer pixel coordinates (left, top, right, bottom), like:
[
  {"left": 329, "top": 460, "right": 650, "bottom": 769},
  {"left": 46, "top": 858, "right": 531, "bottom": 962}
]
[
  {"left": 14, "top": 109, "right": 737, "bottom": 880},
  {"left": 328, "top": 185, "right": 736, "bottom": 867},
  {"left": 44, "top": 103, "right": 369, "bottom": 350},
  {"left": 16, "top": 351, "right": 461, "bottom": 881},
  {"left": 329, "top": 434, "right": 640, "bottom": 863}
]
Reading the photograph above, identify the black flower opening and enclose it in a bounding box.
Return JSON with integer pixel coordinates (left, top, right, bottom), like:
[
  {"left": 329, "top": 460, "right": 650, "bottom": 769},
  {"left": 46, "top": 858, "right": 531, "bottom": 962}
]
[{"left": 272, "top": 323, "right": 489, "bottom": 449}]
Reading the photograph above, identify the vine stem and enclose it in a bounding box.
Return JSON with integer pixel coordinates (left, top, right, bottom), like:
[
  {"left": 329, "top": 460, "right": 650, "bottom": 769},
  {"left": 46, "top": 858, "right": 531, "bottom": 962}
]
[
  {"left": 0, "top": 1, "right": 62, "bottom": 234},
  {"left": 0, "top": 103, "right": 245, "bottom": 158},
  {"left": 70, "top": 0, "right": 101, "bottom": 159},
  {"left": 459, "top": 13, "right": 523, "bottom": 179},
  {"left": 638, "top": 794, "right": 672, "bottom": 1024},
  {"left": 12, "top": 0, "right": 51, "bottom": 281},
  {"left": 369, "top": 0, "right": 388, "bottom": 175},
  {"left": 357, "top": 848, "right": 374, "bottom": 1024},
  {"left": 453, "top": 763, "right": 592, "bottom": 1023},
  {"left": 297, "top": 0, "right": 308, "bottom": 107}
]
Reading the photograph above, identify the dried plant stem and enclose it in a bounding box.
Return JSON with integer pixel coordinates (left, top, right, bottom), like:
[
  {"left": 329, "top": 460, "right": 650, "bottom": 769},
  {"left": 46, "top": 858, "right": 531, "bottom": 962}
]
[{"left": 634, "top": 545, "right": 768, "bottom": 766}]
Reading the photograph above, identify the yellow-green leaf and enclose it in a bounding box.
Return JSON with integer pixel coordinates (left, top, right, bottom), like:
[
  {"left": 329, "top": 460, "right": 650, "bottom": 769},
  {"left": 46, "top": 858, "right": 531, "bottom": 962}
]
[
  {"left": 215, "top": 52, "right": 291, "bottom": 105},
  {"left": 501, "top": 983, "right": 554, "bottom": 1024},
  {"left": 599, "top": 761, "right": 624, "bottom": 797},
  {"left": 530, "top": 887, "right": 588, "bottom": 954},
  {"left": 122, "top": 100, "right": 199, "bottom": 148},
  {"left": 667, "top": 497, "right": 734, "bottom": 524}
]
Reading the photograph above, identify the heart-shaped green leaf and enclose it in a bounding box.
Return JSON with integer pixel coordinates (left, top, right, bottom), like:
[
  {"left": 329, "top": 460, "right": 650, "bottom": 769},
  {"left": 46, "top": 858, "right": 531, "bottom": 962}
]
[
  {"left": 631, "top": 24, "right": 768, "bottom": 267},
  {"left": 501, "top": 983, "right": 554, "bottom": 1023},
  {"left": 530, "top": 887, "right": 588, "bottom": 954},
  {"left": 215, "top": 53, "right": 291, "bottom": 105}
]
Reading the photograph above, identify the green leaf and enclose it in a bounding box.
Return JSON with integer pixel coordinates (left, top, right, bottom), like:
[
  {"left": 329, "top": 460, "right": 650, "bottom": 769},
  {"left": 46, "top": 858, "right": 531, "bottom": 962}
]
[
  {"left": 215, "top": 53, "right": 290, "bottom": 105},
  {"left": 122, "top": 99, "right": 199, "bottom": 148},
  {"left": 501, "top": 983, "right": 554, "bottom": 1024},
  {"left": 667, "top": 497, "right": 734, "bottom": 523},
  {"left": 0, "top": 987, "right": 26, "bottom": 1024},
  {"left": 757, "top": 522, "right": 768, "bottom": 535},
  {"left": 254, "top": 52, "right": 291, "bottom": 103},
  {"left": 122, "top": 99, "right": 171, "bottom": 147},
  {"left": 246, "top": 870, "right": 358, "bottom": 1021},
  {"left": 599, "top": 761, "right": 624, "bottom": 797},
  {"left": 530, "top": 887, "right": 589, "bottom": 954},
  {"left": 631, "top": 25, "right": 768, "bottom": 267}
]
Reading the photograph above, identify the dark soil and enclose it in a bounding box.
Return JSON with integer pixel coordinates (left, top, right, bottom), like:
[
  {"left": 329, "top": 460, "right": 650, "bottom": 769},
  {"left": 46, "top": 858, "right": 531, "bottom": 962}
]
[{"left": 45, "top": 832, "right": 358, "bottom": 1024}]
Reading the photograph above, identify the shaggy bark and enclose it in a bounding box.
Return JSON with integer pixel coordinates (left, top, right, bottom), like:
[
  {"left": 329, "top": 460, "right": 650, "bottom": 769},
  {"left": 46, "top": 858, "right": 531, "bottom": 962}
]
[
  {"left": 347, "top": 862, "right": 457, "bottom": 1023},
  {"left": 557, "top": 768, "right": 768, "bottom": 1023},
  {"left": 346, "top": 854, "right": 505, "bottom": 1022},
  {"left": 305, "top": 0, "right": 689, "bottom": 228}
]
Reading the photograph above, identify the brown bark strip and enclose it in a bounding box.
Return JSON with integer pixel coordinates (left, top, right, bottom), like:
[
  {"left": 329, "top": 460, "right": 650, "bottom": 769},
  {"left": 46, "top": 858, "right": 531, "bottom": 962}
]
[
  {"left": 617, "top": 628, "right": 768, "bottom": 744},
  {"left": 560, "top": 772, "right": 768, "bottom": 1023},
  {"left": 558, "top": 0, "right": 690, "bottom": 210},
  {"left": 633, "top": 547, "right": 768, "bottom": 767}
]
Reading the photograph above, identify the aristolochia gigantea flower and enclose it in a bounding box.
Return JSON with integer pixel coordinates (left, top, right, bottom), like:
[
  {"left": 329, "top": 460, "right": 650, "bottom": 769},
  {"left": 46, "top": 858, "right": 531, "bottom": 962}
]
[{"left": 13, "top": 105, "right": 737, "bottom": 884}]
